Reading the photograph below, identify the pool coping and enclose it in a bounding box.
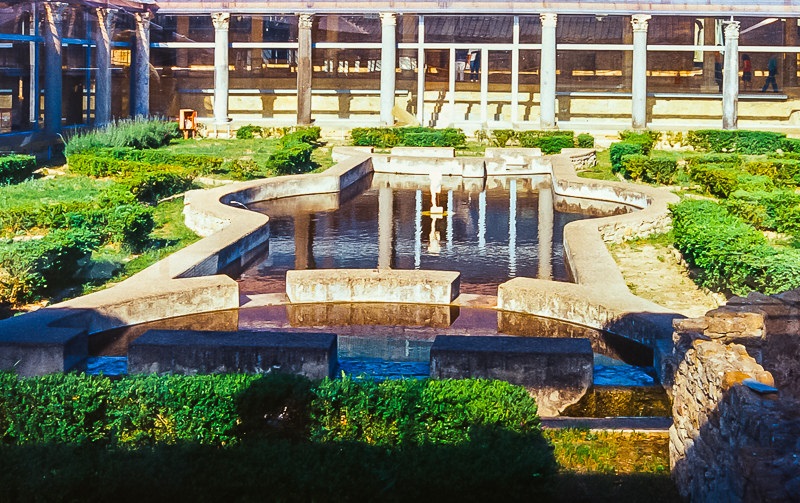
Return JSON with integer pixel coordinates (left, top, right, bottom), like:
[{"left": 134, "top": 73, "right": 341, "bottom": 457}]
[{"left": 0, "top": 146, "right": 682, "bottom": 377}]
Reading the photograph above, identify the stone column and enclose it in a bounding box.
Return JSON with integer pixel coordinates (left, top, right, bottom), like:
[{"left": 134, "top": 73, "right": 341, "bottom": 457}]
[
  {"left": 631, "top": 14, "right": 651, "bottom": 130},
  {"left": 296, "top": 13, "right": 313, "bottom": 125},
  {"left": 538, "top": 184, "right": 553, "bottom": 280},
  {"left": 132, "top": 11, "right": 152, "bottom": 117},
  {"left": 378, "top": 184, "right": 394, "bottom": 269},
  {"left": 785, "top": 20, "right": 798, "bottom": 88},
  {"left": 380, "top": 12, "right": 397, "bottom": 126},
  {"left": 212, "top": 12, "right": 230, "bottom": 128},
  {"left": 511, "top": 16, "right": 520, "bottom": 124},
  {"left": 43, "top": 2, "right": 66, "bottom": 135},
  {"left": 294, "top": 213, "right": 315, "bottom": 270},
  {"left": 415, "top": 15, "right": 424, "bottom": 125},
  {"left": 480, "top": 48, "right": 488, "bottom": 124},
  {"left": 95, "top": 8, "right": 114, "bottom": 126},
  {"left": 539, "top": 13, "right": 557, "bottom": 130},
  {"left": 722, "top": 21, "right": 740, "bottom": 130}
]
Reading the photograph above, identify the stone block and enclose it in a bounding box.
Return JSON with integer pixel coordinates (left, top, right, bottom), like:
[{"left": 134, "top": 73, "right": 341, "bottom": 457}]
[
  {"left": 128, "top": 330, "right": 337, "bottom": 379},
  {"left": 429, "top": 335, "right": 593, "bottom": 416},
  {"left": 286, "top": 269, "right": 460, "bottom": 305},
  {"left": 389, "top": 147, "right": 455, "bottom": 158}
]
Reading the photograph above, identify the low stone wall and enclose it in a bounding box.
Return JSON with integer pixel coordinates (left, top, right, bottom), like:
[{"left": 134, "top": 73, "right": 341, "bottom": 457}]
[
  {"left": 429, "top": 335, "right": 594, "bottom": 416},
  {"left": 669, "top": 297, "right": 800, "bottom": 502},
  {"left": 498, "top": 154, "right": 681, "bottom": 370},
  {"left": 128, "top": 329, "right": 337, "bottom": 379},
  {"left": 286, "top": 269, "right": 460, "bottom": 305},
  {"left": 371, "top": 155, "right": 485, "bottom": 178}
]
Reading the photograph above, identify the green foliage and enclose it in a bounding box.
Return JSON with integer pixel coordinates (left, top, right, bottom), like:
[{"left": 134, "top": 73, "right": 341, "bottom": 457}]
[
  {"left": 686, "top": 153, "right": 741, "bottom": 169},
  {"left": 0, "top": 155, "right": 36, "bottom": 185},
  {"left": 64, "top": 118, "right": 180, "bottom": 156},
  {"left": 235, "top": 124, "right": 263, "bottom": 139},
  {"left": 265, "top": 140, "right": 314, "bottom": 175},
  {"left": 671, "top": 199, "right": 800, "bottom": 295},
  {"left": 0, "top": 228, "right": 100, "bottom": 303},
  {"left": 619, "top": 130, "right": 660, "bottom": 151},
  {"left": 620, "top": 154, "right": 679, "bottom": 184},
  {"left": 491, "top": 129, "right": 516, "bottom": 147},
  {"left": 745, "top": 158, "right": 800, "bottom": 186},
  {"left": 576, "top": 133, "right": 595, "bottom": 148},
  {"left": 686, "top": 130, "right": 785, "bottom": 154},
  {"left": 98, "top": 148, "right": 224, "bottom": 175},
  {"left": 780, "top": 137, "right": 800, "bottom": 153},
  {"left": 350, "top": 127, "right": 466, "bottom": 148},
  {"left": 725, "top": 189, "right": 800, "bottom": 234},
  {"left": 609, "top": 142, "right": 645, "bottom": 173},
  {"left": 309, "top": 376, "right": 540, "bottom": 447},
  {"left": 516, "top": 130, "right": 575, "bottom": 153},
  {"left": 688, "top": 163, "right": 741, "bottom": 198}
]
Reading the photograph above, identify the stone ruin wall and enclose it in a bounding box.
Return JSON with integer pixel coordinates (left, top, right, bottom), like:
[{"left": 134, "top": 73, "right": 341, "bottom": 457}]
[{"left": 668, "top": 292, "right": 800, "bottom": 502}]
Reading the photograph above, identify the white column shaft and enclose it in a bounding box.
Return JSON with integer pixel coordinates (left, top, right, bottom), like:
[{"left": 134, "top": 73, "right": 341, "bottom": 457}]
[
  {"left": 540, "top": 13, "right": 557, "bottom": 130},
  {"left": 380, "top": 13, "right": 397, "bottom": 126},
  {"left": 511, "top": 16, "right": 520, "bottom": 125},
  {"left": 631, "top": 15, "right": 651, "bottom": 130},
  {"left": 213, "top": 12, "right": 231, "bottom": 126},
  {"left": 95, "top": 8, "right": 113, "bottom": 126},
  {"left": 133, "top": 12, "right": 151, "bottom": 117},
  {"left": 723, "top": 21, "right": 740, "bottom": 130}
]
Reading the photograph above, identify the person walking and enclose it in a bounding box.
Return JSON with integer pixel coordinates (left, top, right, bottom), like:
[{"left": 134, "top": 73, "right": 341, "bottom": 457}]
[
  {"left": 468, "top": 48, "right": 481, "bottom": 82},
  {"left": 761, "top": 56, "right": 779, "bottom": 92},
  {"left": 741, "top": 54, "right": 752, "bottom": 91}
]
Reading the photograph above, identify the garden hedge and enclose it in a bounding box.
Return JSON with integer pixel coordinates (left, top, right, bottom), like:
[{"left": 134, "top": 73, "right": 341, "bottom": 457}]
[
  {"left": 0, "top": 155, "right": 36, "bottom": 185},
  {"left": 686, "top": 130, "right": 785, "bottom": 155},
  {"left": 351, "top": 127, "right": 466, "bottom": 148},
  {"left": 671, "top": 199, "right": 800, "bottom": 295}
]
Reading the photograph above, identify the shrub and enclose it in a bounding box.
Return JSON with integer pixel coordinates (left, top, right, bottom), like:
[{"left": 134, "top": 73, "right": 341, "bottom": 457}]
[
  {"left": 351, "top": 127, "right": 466, "bottom": 148},
  {"left": 0, "top": 155, "right": 36, "bottom": 185},
  {"left": 689, "top": 164, "right": 740, "bottom": 198},
  {"left": 224, "top": 159, "right": 263, "bottom": 180},
  {"left": 351, "top": 127, "right": 402, "bottom": 148},
  {"left": 619, "top": 130, "right": 660, "bottom": 151},
  {"left": 117, "top": 167, "right": 196, "bottom": 204},
  {"left": 576, "top": 133, "right": 595, "bottom": 148},
  {"left": 686, "top": 130, "right": 785, "bottom": 154},
  {"left": 744, "top": 158, "right": 800, "bottom": 186},
  {"left": 64, "top": 118, "right": 180, "bottom": 156},
  {"left": 236, "top": 125, "right": 262, "bottom": 139},
  {"left": 609, "top": 141, "right": 646, "bottom": 173},
  {"left": 780, "top": 137, "right": 800, "bottom": 153},
  {"left": 265, "top": 140, "right": 314, "bottom": 175},
  {"left": 620, "top": 154, "right": 679, "bottom": 184},
  {"left": 491, "top": 129, "right": 516, "bottom": 147},
  {"left": 0, "top": 228, "right": 100, "bottom": 303},
  {"left": 517, "top": 130, "right": 575, "bottom": 153},
  {"left": 671, "top": 199, "right": 800, "bottom": 295},
  {"left": 725, "top": 189, "right": 800, "bottom": 234},
  {"left": 686, "top": 153, "right": 742, "bottom": 169}
]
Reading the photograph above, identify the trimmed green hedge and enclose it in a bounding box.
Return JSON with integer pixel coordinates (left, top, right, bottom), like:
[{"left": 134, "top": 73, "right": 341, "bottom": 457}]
[
  {"left": 620, "top": 154, "right": 679, "bottom": 184},
  {"left": 609, "top": 142, "right": 646, "bottom": 173},
  {"left": 516, "top": 130, "right": 575, "bottom": 153},
  {"left": 0, "top": 229, "right": 100, "bottom": 304},
  {"left": 0, "top": 155, "right": 36, "bottom": 185},
  {"left": 671, "top": 199, "right": 800, "bottom": 295},
  {"left": 686, "top": 130, "right": 786, "bottom": 155},
  {"left": 0, "top": 373, "right": 544, "bottom": 449},
  {"left": 351, "top": 127, "right": 466, "bottom": 148}
]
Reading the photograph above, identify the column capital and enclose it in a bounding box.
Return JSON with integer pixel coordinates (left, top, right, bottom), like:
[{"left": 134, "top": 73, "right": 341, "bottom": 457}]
[
  {"left": 45, "top": 2, "right": 69, "bottom": 24},
  {"left": 211, "top": 12, "right": 230, "bottom": 31},
  {"left": 540, "top": 13, "right": 557, "bottom": 28},
  {"left": 297, "top": 13, "right": 313, "bottom": 29},
  {"left": 723, "top": 20, "right": 741, "bottom": 40},
  {"left": 134, "top": 11, "right": 152, "bottom": 29},
  {"left": 380, "top": 12, "right": 397, "bottom": 26},
  {"left": 631, "top": 14, "right": 651, "bottom": 33},
  {"left": 96, "top": 7, "right": 116, "bottom": 26}
]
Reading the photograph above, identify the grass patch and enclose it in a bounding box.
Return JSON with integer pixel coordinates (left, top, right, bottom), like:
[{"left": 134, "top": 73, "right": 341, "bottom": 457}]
[
  {"left": 578, "top": 148, "right": 617, "bottom": 181},
  {"left": 547, "top": 429, "right": 670, "bottom": 474}
]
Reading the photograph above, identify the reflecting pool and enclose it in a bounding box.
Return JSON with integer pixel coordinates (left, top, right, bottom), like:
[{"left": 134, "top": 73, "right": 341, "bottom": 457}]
[{"left": 238, "top": 174, "right": 594, "bottom": 295}]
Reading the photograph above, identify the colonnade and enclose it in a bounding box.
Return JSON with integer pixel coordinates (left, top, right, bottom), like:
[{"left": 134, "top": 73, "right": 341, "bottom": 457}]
[{"left": 38, "top": 8, "right": 749, "bottom": 136}]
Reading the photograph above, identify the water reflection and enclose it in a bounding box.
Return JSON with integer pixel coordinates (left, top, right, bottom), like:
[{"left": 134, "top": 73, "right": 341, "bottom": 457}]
[{"left": 240, "top": 175, "right": 591, "bottom": 295}]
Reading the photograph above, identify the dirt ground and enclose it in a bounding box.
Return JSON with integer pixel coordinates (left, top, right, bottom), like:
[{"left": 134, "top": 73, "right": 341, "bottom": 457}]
[{"left": 609, "top": 242, "right": 724, "bottom": 318}]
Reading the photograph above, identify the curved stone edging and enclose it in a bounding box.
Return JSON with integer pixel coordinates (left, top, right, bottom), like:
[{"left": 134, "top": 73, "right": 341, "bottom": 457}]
[{"left": 0, "top": 145, "right": 682, "bottom": 376}]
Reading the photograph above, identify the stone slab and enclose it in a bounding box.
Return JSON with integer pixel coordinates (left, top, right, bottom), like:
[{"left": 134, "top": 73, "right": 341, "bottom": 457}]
[
  {"left": 286, "top": 269, "right": 460, "bottom": 305},
  {"left": 429, "top": 335, "right": 593, "bottom": 416},
  {"left": 390, "top": 147, "right": 455, "bottom": 158},
  {"left": 128, "top": 329, "right": 337, "bottom": 379}
]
